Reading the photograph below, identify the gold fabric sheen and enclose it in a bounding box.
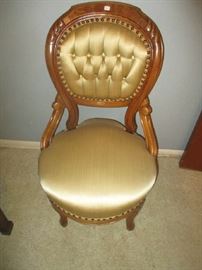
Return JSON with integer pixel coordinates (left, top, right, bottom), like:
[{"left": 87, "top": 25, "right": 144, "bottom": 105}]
[
  {"left": 58, "top": 22, "right": 148, "bottom": 99},
  {"left": 39, "top": 119, "right": 157, "bottom": 219}
]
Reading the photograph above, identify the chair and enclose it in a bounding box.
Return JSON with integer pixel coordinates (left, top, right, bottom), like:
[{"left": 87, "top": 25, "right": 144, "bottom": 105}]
[{"left": 38, "top": 1, "right": 164, "bottom": 231}]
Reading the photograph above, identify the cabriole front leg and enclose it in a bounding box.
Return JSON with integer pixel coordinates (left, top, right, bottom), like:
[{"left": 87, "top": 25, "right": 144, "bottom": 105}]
[{"left": 126, "top": 199, "right": 146, "bottom": 231}]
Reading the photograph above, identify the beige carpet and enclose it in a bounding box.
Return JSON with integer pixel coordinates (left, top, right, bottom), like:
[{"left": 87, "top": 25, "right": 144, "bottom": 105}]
[{"left": 0, "top": 148, "right": 202, "bottom": 270}]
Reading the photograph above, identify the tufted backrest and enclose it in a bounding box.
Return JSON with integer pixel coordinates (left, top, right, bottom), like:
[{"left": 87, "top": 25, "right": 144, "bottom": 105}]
[
  {"left": 42, "top": 2, "right": 164, "bottom": 151},
  {"left": 58, "top": 21, "right": 148, "bottom": 102},
  {"left": 46, "top": 2, "right": 163, "bottom": 107},
  {"left": 44, "top": 1, "right": 164, "bottom": 138}
]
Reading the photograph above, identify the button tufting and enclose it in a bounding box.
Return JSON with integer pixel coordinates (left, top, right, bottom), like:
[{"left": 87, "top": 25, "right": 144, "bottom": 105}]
[{"left": 57, "top": 21, "right": 151, "bottom": 103}]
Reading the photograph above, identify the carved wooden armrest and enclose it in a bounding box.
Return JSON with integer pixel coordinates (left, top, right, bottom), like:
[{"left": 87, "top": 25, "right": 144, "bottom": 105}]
[
  {"left": 40, "top": 94, "right": 65, "bottom": 150},
  {"left": 139, "top": 98, "right": 158, "bottom": 157}
]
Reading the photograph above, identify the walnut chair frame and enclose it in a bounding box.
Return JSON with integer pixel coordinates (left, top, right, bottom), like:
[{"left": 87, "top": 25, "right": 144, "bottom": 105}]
[{"left": 40, "top": 1, "right": 164, "bottom": 231}]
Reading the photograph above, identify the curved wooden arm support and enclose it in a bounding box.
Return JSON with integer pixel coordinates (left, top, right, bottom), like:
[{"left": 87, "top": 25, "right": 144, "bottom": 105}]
[
  {"left": 139, "top": 98, "right": 158, "bottom": 157},
  {"left": 124, "top": 98, "right": 140, "bottom": 134},
  {"left": 40, "top": 94, "right": 65, "bottom": 150}
]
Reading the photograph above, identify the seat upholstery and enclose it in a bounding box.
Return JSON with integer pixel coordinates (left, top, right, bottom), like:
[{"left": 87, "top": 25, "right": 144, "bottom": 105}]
[{"left": 39, "top": 119, "right": 157, "bottom": 219}]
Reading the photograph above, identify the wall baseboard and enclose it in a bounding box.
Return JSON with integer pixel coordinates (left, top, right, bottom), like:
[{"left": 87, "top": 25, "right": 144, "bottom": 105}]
[
  {"left": 0, "top": 139, "right": 184, "bottom": 157},
  {"left": 0, "top": 139, "right": 40, "bottom": 149},
  {"left": 158, "top": 149, "right": 183, "bottom": 157}
]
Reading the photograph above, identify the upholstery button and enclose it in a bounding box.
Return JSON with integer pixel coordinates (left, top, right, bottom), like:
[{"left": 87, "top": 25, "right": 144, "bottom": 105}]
[
  {"left": 72, "top": 54, "right": 76, "bottom": 58},
  {"left": 117, "top": 54, "right": 121, "bottom": 58},
  {"left": 87, "top": 53, "right": 91, "bottom": 58}
]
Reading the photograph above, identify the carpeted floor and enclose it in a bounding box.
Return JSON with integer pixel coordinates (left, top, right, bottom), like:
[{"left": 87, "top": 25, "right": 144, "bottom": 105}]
[{"left": 0, "top": 148, "right": 202, "bottom": 270}]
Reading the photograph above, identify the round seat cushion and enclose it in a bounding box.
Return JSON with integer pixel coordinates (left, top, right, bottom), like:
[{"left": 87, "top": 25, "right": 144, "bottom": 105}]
[{"left": 39, "top": 118, "right": 157, "bottom": 219}]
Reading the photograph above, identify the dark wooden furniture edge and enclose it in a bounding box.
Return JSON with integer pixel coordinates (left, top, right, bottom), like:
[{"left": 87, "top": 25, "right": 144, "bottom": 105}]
[
  {"left": 0, "top": 208, "right": 14, "bottom": 235},
  {"left": 179, "top": 111, "right": 202, "bottom": 171}
]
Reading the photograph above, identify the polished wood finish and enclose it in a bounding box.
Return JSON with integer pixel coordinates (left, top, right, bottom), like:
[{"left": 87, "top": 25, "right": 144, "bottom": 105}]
[
  {"left": 0, "top": 208, "right": 14, "bottom": 235},
  {"left": 41, "top": 1, "right": 164, "bottom": 230},
  {"left": 126, "top": 199, "right": 145, "bottom": 231},
  {"left": 139, "top": 98, "right": 158, "bottom": 156},
  {"left": 179, "top": 111, "right": 202, "bottom": 171},
  {"left": 41, "top": 94, "right": 65, "bottom": 149},
  {"left": 60, "top": 215, "right": 68, "bottom": 227}
]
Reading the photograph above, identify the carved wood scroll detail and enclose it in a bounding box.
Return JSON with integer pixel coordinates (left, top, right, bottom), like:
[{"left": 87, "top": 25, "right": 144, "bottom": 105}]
[
  {"left": 40, "top": 94, "right": 65, "bottom": 150},
  {"left": 139, "top": 98, "right": 158, "bottom": 156},
  {"left": 50, "top": 20, "right": 65, "bottom": 44},
  {"left": 146, "top": 19, "right": 158, "bottom": 40}
]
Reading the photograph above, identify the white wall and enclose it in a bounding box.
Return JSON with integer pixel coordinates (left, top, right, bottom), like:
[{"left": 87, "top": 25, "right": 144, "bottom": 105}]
[{"left": 0, "top": 0, "right": 201, "bottom": 149}]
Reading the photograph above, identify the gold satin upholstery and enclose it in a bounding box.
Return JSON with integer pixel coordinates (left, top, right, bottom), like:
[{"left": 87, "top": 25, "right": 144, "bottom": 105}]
[
  {"left": 39, "top": 119, "right": 157, "bottom": 219},
  {"left": 58, "top": 22, "right": 148, "bottom": 101}
]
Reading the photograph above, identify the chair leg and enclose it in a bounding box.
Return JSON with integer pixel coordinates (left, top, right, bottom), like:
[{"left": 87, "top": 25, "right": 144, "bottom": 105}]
[
  {"left": 126, "top": 199, "right": 146, "bottom": 231},
  {"left": 50, "top": 199, "right": 68, "bottom": 227},
  {"left": 59, "top": 213, "right": 68, "bottom": 227},
  {"left": 126, "top": 213, "right": 135, "bottom": 231}
]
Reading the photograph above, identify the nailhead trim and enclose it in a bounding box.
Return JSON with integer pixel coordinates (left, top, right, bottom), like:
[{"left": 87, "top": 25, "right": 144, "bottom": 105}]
[
  {"left": 56, "top": 16, "right": 151, "bottom": 102},
  {"left": 51, "top": 199, "right": 145, "bottom": 222}
]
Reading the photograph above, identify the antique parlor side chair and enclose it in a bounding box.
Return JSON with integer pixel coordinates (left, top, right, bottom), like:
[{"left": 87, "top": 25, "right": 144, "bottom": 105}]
[{"left": 38, "top": 1, "right": 164, "bottom": 231}]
